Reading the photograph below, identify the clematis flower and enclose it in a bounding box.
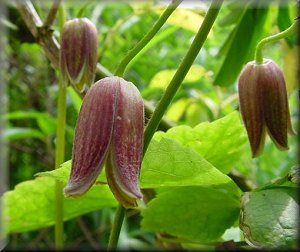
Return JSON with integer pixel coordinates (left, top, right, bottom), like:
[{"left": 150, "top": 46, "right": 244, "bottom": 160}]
[
  {"left": 238, "top": 59, "right": 295, "bottom": 157},
  {"left": 64, "top": 77, "right": 144, "bottom": 208},
  {"left": 60, "top": 18, "right": 98, "bottom": 93}
]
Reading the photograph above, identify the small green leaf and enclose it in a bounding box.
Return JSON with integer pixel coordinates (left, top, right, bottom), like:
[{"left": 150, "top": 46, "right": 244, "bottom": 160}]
[
  {"left": 154, "top": 112, "right": 247, "bottom": 173},
  {"left": 141, "top": 187, "right": 240, "bottom": 243},
  {"left": 240, "top": 188, "right": 299, "bottom": 249}
]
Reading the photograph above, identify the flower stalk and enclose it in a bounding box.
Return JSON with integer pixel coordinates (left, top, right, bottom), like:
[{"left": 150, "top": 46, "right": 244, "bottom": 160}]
[{"left": 255, "top": 19, "right": 299, "bottom": 64}]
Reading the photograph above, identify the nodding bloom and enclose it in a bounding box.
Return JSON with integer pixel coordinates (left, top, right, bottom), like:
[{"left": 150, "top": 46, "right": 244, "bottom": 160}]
[
  {"left": 238, "top": 59, "right": 295, "bottom": 157},
  {"left": 60, "top": 18, "right": 98, "bottom": 93},
  {"left": 64, "top": 77, "right": 144, "bottom": 208}
]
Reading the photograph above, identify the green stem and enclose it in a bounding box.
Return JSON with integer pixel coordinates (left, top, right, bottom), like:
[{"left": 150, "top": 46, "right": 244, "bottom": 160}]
[
  {"left": 107, "top": 204, "right": 126, "bottom": 250},
  {"left": 143, "top": 0, "right": 223, "bottom": 152},
  {"left": 115, "top": 0, "right": 182, "bottom": 76},
  {"left": 54, "top": 74, "right": 66, "bottom": 249},
  {"left": 54, "top": 5, "right": 66, "bottom": 250},
  {"left": 255, "top": 19, "right": 298, "bottom": 64}
]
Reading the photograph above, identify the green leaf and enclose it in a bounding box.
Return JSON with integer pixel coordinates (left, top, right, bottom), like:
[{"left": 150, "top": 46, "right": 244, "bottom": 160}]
[
  {"left": 141, "top": 187, "right": 240, "bottom": 243},
  {"left": 2, "top": 172, "right": 117, "bottom": 233},
  {"left": 149, "top": 64, "right": 209, "bottom": 89},
  {"left": 214, "top": 6, "right": 269, "bottom": 86},
  {"left": 240, "top": 188, "right": 299, "bottom": 249},
  {"left": 153, "top": 7, "right": 204, "bottom": 33},
  {"left": 153, "top": 111, "right": 247, "bottom": 174},
  {"left": 141, "top": 138, "right": 240, "bottom": 195},
  {"left": 277, "top": 3, "right": 294, "bottom": 47},
  {"left": 5, "top": 111, "right": 57, "bottom": 135},
  {"left": 2, "top": 128, "right": 45, "bottom": 140},
  {"left": 5, "top": 110, "right": 74, "bottom": 139},
  {"left": 165, "top": 98, "right": 191, "bottom": 122}
]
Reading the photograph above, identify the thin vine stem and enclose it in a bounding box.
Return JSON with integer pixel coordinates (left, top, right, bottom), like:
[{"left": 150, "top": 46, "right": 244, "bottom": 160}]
[
  {"left": 115, "top": 0, "right": 182, "bottom": 76},
  {"left": 54, "top": 74, "right": 66, "bottom": 250},
  {"left": 107, "top": 204, "right": 126, "bottom": 251},
  {"left": 255, "top": 19, "right": 298, "bottom": 64},
  {"left": 107, "top": 0, "right": 223, "bottom": 250},
  {"left": 54, "top": 4, "right": 66, "bottom": 250},
  {"left": 143, "top": 0, "right": 224, "bottom": 152}
]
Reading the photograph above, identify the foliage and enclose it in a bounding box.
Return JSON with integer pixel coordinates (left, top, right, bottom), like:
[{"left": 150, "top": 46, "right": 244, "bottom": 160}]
[{"left": 1, "top": 0, "right": 298, "bottom": 250}]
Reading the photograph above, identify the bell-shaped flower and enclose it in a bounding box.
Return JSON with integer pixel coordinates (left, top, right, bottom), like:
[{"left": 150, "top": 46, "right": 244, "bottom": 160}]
[
  {"left": 60, "top": 18, "right": 98, "bottom": 93},
  {"left": 64, "top": 77, "right": 144, "bottom": 208},
  {"left": 238, "top": 59, "right": 295, "bottom": 157}
]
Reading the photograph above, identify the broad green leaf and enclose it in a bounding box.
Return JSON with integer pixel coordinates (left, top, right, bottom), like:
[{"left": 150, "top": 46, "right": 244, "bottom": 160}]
[
  {"left": 240, "top": 188, "right": 298, "bottom": 249},
  {"left": 154, "top": 7, "right": 204, "bottom": 33},
  {"left": 141, "top": 187, "right": 239, "bottom": 243},
  {"left": 2, "top": 128, "right": 45, "bottom": 140},
  {"left": 141, "top": 138, "right": 240, "bottom": 195},
  {"left": 149, "top": 64, "right": 210, "bottom": 89},
  {"left": 154, "top": 112, "right": 247, "bottom": 173},
  {"left": 2, "top": 174, "right": 117, "bottom": 233},
  {"left": 214, "top": 6, "right": 269, "bottom": 86}
]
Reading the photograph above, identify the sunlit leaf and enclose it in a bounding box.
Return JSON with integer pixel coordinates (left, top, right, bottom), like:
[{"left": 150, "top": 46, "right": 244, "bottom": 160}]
[
  {"left": 141, "top": 138, "right": 240, "bottom": 195},
  {"left": 154, "top": 6, "right": 204, "bottom": 33},
  {"left": 154, "top": 111, "right": 247, "bottom": 173},
  {"left": 166, "top": 98, "right": 191, "bottom": 122},
  {"left": 149, "top": 64, "right": 209, "bottom": 89}
]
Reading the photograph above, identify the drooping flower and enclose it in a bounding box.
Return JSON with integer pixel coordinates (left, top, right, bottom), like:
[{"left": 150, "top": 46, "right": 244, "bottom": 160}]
[
  {"left": 64, "top": 77, "right": 144, "bottom": 208},
  {"left": 238, "top": 59, "right": 295, "bottom": 157},
  {"left": 60, "top": 18, "right": 98, "bottom": 93}
]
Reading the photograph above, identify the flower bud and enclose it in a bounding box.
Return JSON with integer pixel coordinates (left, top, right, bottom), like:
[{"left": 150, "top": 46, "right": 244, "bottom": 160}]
[
  {"left": 238, "top": 59, "right": 295, "bottom": 157},
  {"left": 64, "top": 77, "right": 144, "bottom": 208},
  {"left": 60, "top": 18, "right": 98, "bottom": 92}
]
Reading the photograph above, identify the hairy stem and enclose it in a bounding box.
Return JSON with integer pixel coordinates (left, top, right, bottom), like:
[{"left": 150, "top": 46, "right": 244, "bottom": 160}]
[{"left": 255, "top": 19, "right": 298, "bottom": 64}]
